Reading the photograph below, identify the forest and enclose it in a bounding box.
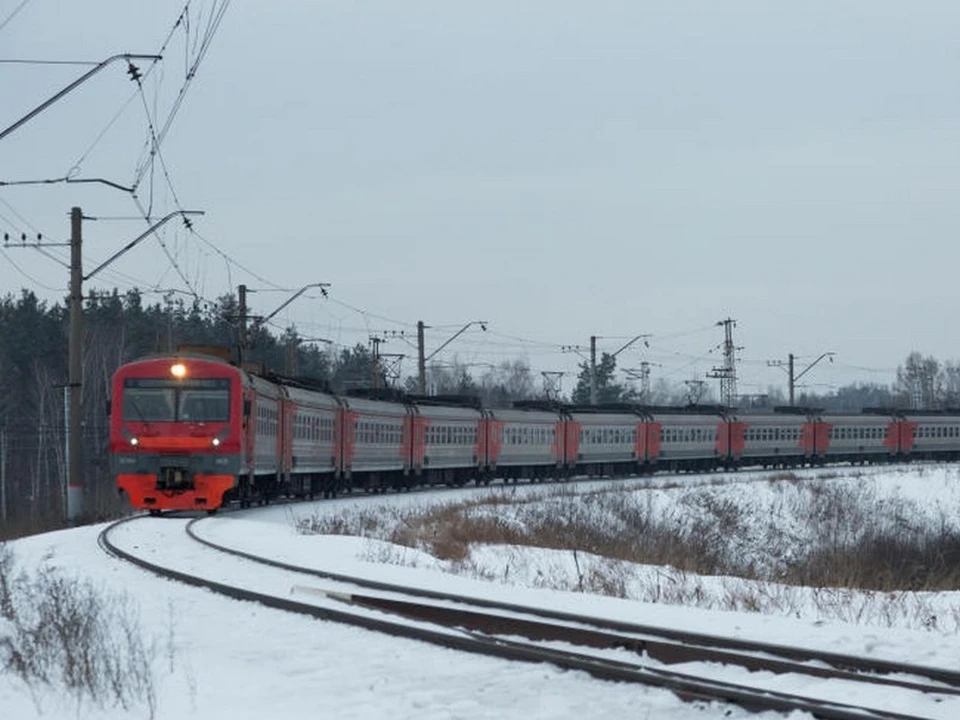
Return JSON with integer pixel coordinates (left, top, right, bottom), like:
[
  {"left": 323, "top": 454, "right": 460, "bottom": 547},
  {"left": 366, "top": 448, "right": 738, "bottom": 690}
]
[{"left": 0, "top": 287, "right": 955, "bottom": 539}]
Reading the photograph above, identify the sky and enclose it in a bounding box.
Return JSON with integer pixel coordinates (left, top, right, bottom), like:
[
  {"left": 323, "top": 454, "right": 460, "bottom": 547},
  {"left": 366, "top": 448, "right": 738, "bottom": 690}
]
[
  {"left": 3, "top": 467, "right": 960, "bottom": 718},
  {"left": 1, "top": 1, "right": 959, "bottom": 397}
]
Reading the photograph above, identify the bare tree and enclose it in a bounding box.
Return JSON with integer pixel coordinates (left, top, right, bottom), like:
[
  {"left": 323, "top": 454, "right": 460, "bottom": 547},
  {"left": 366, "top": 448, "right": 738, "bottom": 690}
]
[{"left": 896, "top": 352, "right": 942, "bottom": 409}]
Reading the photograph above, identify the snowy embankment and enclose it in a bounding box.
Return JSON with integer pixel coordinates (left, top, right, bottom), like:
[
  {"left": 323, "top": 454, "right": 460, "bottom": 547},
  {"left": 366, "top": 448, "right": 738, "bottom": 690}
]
[{"left": 2, "top": 465, "right": 959, "bottom": 719}]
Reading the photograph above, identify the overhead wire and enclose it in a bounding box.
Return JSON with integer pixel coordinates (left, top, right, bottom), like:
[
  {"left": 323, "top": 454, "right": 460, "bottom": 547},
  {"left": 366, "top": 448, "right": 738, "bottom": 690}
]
[
  {"left": 326, "top": 296, "right": 417, "bottom": 329},
  {"left": 132, "top": 0, "right": 231, "bottom": 192},
  {"left": 0, "top": 1, "right": 234, "bottom": 309},
  {"left": 0, "top": 247, "right": 62, "bottom": 291},
  {"left": 0, "top": 0, "right": 34, "bottom": 34},
  {"left": 0, "top": 58, "right": 99, "bottom": 65}
]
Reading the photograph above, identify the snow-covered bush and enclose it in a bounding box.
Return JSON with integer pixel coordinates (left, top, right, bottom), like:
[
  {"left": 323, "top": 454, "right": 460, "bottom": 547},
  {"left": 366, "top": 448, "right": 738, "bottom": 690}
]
[{"left": 0, "top": 543, "right": 159, "bottom": 717}]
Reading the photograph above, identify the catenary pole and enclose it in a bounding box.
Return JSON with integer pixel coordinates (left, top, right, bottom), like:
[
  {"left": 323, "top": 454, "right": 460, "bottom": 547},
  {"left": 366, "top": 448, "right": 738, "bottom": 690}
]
[
  {"left": 789, "top": 353, "right": 795, "bottom": 406},
  {"left": 589, "top": 335, "right": 597, "bottom": 405},
  {"left": 65, "top": 207, "right": 204, "bottom": 522},
  {"left": 238, "top": 284, "right": 248, "bottom": 364},
  {"left": 67, "top": 207, "right": 83, "bottom": 522},
  {"left": 417, "top": 321, "right": 426, "bottom": 395}
]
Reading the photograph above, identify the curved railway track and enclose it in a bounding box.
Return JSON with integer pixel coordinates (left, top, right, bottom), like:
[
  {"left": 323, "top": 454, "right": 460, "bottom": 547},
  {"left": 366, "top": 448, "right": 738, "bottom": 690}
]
[{"left": 98, "top": 512, "right": 960, "bottom": 719}]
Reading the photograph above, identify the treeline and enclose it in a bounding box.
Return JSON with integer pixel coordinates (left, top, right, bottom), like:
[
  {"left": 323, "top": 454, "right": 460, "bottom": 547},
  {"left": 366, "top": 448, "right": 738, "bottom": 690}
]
[
  {"left": 0, "top": 288, "right": 371, "bottom": 537},
  {"left": 0, "top": 286, "right": 955, "bottom": 538},
  {"left": 0, "top": 288, "right": 552, "bottom": 537}
]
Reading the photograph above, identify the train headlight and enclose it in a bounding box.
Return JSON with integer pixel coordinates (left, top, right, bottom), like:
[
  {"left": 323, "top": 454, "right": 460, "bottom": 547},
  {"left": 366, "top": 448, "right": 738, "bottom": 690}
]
[
  {"left": 211, "top": 437, "right": 221, "bottom": 447},
  {"left": 130, "top": 437, "right": 139, "bottom": 447},
  {"left": 170, "top": 363, "right": 187, "bottom": 379}
]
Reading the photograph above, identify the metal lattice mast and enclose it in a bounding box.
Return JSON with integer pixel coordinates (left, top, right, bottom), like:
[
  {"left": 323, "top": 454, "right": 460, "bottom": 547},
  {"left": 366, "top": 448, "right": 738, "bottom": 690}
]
[{"left": 708, "top": 317, "right": 740, "bottom": 407}]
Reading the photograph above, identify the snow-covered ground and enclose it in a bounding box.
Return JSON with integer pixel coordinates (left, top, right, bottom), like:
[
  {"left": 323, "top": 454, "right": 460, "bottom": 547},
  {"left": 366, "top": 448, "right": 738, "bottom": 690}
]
[{"left": 2, "top": 466, "right": 959, "bottom": 719}]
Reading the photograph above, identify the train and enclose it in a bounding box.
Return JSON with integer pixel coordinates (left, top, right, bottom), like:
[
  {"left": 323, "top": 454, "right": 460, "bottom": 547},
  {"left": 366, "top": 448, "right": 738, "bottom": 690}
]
[{"left": 109, "top": 350, "right": 960, "bottom": 513}]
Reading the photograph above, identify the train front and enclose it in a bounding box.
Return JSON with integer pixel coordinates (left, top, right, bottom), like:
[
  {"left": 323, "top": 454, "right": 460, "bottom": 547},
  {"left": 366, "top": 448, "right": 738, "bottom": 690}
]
[{"left": 110, "top": 354, "right": 243, "bottom": 513}]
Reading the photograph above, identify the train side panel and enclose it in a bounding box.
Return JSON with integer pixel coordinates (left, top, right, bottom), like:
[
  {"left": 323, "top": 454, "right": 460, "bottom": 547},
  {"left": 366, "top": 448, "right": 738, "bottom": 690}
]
[
  {"left": 285, "top": 385, "right": 341, "bottom": 496},
  {"left": 484, "top": 407, "right": 563, "bottom": 481},
  {"left": 414, "top": 403, "right": 484, "bottom": 486},
  {"left": 817, "top": 413, "right": 897, "bottom": 463},
  {"left": 339, "top": 396, "right": 409, "bottom": 490},
  {"left": 737, "top": 413, "right": 809, "bottom": 467},
  {"left": 901, "top": 414, "right": 960, "bottom": 461},
  {"left": 249, "top": 374, "right": 284, "bottom": 479},
  {"left": 566, "top": 410, "right": 643, "bottom": 477},
  {"left": 649, "top": 411, "right": 723, "bottom": 471}
]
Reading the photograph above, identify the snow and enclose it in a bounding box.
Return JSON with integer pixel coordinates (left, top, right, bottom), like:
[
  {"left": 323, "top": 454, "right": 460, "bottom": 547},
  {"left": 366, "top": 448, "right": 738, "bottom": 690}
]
[{"left": 2, "top": 466, "right": 959, "bottom": 719}]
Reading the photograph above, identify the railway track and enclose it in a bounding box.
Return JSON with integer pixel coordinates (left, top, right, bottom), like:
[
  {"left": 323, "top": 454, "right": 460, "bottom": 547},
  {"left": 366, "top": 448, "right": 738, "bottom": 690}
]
[{"left": 99, "top": 513, "right": 959, "bottom": 719}]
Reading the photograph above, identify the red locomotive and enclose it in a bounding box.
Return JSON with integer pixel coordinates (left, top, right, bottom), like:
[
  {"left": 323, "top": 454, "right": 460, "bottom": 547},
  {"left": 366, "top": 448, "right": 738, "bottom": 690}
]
[
  {"left": 110, "top": 351, "right": 953, "bottom": 514},
  {"left": 110, "top": 353, "right": 246, "bottom": 513}
]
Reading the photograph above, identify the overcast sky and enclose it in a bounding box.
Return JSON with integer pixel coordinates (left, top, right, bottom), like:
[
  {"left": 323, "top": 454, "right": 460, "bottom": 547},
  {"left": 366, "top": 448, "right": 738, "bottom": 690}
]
[{"left": 1, "top": 1, "right": 958, "bottom": 397}]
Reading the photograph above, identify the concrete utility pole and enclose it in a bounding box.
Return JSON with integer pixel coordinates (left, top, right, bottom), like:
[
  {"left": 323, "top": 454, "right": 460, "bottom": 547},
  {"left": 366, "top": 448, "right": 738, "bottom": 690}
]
[
  {"left": 417, "top": 321, "right": 426, "bottom": 395},
  {"left": 238, "top": 284, "right": 248, "bottom": 365},
  {"left": 370, "top": 336, "right": 383, "bottom": 390},
  {"left": 67, "top": 207, "right": 83, "bottom": 522},
  {"left": 788, "top": 353, "right": 795, "bottom": 405},
  {"left": 590, "top": 335, "right": 597, "bottom": 406},
  {"left": 67, "top": 208, "right": 203, "bottom": 522},
  {"left": 416, "top": 320, "right": 487, "bottom": 396},
  {"left": 239, "top": 282, "right": 328, "bottom": 367},
  {"left": 768, "top": 352, "right": 834, "bottom": 405},
  {"left": 586, "top": 334, "right": 651, "bottom": 405}
]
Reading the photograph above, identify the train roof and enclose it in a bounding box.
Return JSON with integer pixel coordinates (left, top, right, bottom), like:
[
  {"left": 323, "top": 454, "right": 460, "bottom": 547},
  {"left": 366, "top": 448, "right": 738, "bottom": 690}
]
[
  {"left": 511, "top": 400, "right": 565, "bottom": 412},
  {"left": 345, "top": 387, "right": 408, "bottom": 403},
  {"left": 407, "top": 394, "right": 484, "bottom": 410},
  {"left": 263, "top": 372, "right": 332, "bottom": 394}
]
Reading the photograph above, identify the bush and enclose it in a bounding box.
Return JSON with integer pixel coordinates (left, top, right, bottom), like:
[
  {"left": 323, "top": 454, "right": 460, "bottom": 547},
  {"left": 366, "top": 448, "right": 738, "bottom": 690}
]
[{"left": 0, "top": 543, "right": 159, "bottom": 717}]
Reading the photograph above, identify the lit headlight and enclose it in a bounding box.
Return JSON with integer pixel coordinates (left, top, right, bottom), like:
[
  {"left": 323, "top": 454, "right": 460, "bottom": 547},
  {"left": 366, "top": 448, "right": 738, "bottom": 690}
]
[
  {"left": 211, "top": 437, "right": 221, "bottom": 447},
  {"left": 130, "top": 437, "right": 139, "bottom": 447},
  {"left": 170, "top": 363, "right": 187, "bottom": 378}
]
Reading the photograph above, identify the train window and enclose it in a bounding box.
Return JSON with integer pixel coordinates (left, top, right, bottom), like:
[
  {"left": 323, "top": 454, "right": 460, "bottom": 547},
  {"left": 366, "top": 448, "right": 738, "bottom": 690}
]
[{"left": 124, "top": 378, "right": 231, "bottom": 423}]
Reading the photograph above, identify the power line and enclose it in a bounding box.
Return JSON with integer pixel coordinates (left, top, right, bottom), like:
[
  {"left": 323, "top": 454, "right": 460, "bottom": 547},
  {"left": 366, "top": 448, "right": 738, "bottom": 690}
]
[
  {"left": 0, "top": 0, "right": 34, "bottom": 34},
  {"left": 0, "top": 247, "right": 62, "bottom": 291},
  {"left": 0, "top": 58, "right": 100, "bottom": 65},
  {"left": 326, "top": 296, "right": 417, "bottom": 329},
  {"left": 132, "top": 0, "right": 232, "bottom": 192}
]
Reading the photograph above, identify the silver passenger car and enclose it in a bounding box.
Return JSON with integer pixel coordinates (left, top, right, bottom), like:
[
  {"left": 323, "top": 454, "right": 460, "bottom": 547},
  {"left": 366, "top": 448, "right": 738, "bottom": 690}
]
[
  {"left": 566, "top": 408, "right": 644, "bottom": 477},
  {"left": 818, "top": 412, "right": 896, "bottom": 463},
  {"left": 648, "top": 408, "right": 724, "bottom": 471},
  {"left": 339, "top": 394, "right": 409, "bottom": 489},
  {"left": 485, "top": 407, "right": 562, "bottom": 481},
  {"left": 901, "top": 412, "right": 960, "bottom": 461},
  {"left": 413, "top": 399, "right": 484, "bottom": 486}
]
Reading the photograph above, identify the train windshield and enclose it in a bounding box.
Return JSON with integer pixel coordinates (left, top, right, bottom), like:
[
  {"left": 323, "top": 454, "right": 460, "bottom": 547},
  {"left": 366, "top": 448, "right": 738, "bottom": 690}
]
[{"left": 123, "top": 378, "right": 231, "bottom": 422}]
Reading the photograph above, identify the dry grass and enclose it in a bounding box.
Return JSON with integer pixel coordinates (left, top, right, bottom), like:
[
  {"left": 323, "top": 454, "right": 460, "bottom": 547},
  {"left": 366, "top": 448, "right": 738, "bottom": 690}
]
[
  {"left": 0, "top": 544, "right": 165, "bottom": 717},
  {"left": 296, "top": 470, "right": 960, "bottom": 600}
]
